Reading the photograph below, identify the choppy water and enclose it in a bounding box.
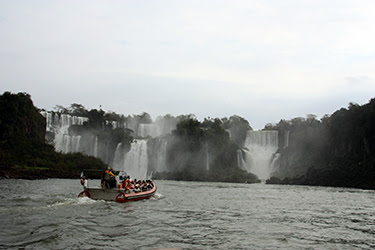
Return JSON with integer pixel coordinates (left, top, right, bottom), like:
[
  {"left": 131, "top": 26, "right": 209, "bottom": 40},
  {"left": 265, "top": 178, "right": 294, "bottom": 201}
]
[{"left": 0, "top": 179, "right": 374, "bottom": 249}]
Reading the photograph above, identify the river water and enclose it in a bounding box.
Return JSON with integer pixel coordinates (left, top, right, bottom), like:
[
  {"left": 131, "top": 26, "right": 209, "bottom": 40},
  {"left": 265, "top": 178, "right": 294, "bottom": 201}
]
[{"left": 0, "top": 179, "right": 374, "bottom": 249}]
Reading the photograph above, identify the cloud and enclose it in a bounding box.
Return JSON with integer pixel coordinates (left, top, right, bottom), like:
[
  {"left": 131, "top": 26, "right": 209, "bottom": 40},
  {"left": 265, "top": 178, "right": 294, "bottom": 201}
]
[{"left": 1, "top": 0, "right": 375, "bottom": 130}]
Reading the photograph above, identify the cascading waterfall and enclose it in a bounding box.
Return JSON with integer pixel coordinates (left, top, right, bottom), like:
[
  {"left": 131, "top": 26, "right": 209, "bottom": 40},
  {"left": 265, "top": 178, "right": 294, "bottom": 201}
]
[
  {"left": 93, "top": 136, "right": 98, "bottom": 158},
  {"left": 41, "top": 112, "right": 89, "bottom": 153},
  {"left": 284, "top": 130, "right": 290, "bottom": 148},
  {"left": 148, "top": 138, "right": 168, "bottom": 173},
  {"left": 113, "top": 142, "right": 124, "bottom": 168},
  {"left": 42, "top": 112, "right": 172, "bottom": 180},
  {"left": 120, "top": 140, "right": 149, "bottom": 180},
  {"left": 240, "top": 130, "right": 278, "bottom": 180},
  {"left": 42, "top": 112, "right": 286, "bottom": 182},
  {"left": 205, "top": 141, "right": 209, "bottom": 171},
  {"left": 270, "top": 153, "right": 281, "bottom": 174}
]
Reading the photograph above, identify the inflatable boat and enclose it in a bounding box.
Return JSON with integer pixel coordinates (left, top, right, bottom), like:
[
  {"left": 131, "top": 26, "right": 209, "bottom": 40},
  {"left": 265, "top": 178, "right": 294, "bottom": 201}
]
[{"left": 78, "top": 181, "right": 157, "bottom": 203}]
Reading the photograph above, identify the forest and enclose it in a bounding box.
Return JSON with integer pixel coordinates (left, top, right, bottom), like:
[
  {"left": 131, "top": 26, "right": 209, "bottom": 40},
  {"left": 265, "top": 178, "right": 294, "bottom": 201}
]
[
  {"left": 1, "top": 91, "right": 375, "bottom": 189},
  {"left": 266, "top": 100, "right": 375, "bottom": 189},
  {"left": 154, "top": 116, "right": 259, "bottom": 183},
  {"left": 0, "top": 92, "right": 107, "bottom": 179}
]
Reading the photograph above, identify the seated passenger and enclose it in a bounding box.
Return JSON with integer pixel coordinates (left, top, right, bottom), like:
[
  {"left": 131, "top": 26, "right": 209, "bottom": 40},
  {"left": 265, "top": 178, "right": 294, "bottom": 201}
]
[
  {"left": 141, "top": 181, "right": 148, "bottom": 192},
  {"left": 124, "top": 177, "right": 132, "bottom": 193}
]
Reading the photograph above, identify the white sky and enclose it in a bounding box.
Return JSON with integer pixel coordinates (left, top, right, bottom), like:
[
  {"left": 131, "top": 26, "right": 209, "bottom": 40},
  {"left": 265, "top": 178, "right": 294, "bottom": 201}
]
[{"left": 1, "top": 0, "right": 375, "bottom": 129}]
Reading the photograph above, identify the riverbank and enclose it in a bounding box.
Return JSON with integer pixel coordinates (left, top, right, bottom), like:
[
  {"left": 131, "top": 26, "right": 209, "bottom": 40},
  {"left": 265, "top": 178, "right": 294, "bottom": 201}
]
[{"left": 0, "top": 165, "right": 79, "bottom": 180}]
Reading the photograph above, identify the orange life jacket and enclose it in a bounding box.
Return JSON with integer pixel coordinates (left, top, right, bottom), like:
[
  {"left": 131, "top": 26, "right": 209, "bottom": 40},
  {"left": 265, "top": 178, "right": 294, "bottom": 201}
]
[
  {"left": 105, "top": 170, "right": 115, "bottom": 177},
  {"left": 124, "top": 179, "right": 131, "bottom": 190}
]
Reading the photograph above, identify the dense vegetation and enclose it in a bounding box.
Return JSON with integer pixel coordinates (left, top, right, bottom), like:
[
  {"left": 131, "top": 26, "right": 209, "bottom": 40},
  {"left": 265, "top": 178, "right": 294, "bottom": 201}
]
[
  {"left": 2, "top": 91, "right": 375, "bottom": 189},
  {"left": 155, "top": 117, "right": 259, "bottom": 183},
  {"left": 62, "top": 104, "right": 134, "bottom": 165},
  {"left": 0, "top": 92, "right": 108, "bottom": 179},
  {"left": 266, "top": 100, "right": 375, "bottom": 189}
]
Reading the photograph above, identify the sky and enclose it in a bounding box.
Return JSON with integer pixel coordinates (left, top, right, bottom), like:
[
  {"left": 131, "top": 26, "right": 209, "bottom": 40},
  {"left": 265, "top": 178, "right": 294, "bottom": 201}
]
[{"left": 1, "top": 0, "right": 375, "bottom": 129}]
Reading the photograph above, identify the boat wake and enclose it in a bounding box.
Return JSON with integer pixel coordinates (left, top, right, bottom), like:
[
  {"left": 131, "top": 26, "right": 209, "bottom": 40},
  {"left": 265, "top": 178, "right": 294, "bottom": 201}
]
[
  {"left": 152, "top": 192, "right": 164, "bottom": 200},
  {"left": 47, "top": 197, "right": 99, "bottom": 208}
]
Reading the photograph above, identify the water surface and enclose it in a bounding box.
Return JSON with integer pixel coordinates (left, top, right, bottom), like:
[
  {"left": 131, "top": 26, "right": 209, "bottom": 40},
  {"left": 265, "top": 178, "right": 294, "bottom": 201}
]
[{"left": 0, "top": 179, "right": 374, "bottom": 249}]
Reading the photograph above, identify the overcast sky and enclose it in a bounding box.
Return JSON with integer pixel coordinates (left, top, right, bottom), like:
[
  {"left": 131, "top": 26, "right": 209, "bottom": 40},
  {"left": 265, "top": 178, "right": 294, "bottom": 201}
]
[{"left": 1, "top": 0, "right": 375, "bottom": 129}]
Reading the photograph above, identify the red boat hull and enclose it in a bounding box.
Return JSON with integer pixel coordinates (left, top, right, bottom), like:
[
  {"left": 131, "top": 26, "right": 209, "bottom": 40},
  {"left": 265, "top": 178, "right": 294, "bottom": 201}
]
[{"left": 78, "top": 182, "right": 157, "bottom": 202}]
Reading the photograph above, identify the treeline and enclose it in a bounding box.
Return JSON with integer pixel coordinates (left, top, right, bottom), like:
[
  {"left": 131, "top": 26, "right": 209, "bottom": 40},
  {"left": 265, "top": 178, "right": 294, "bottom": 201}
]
[
  {"left": 3, "top": 91, "right": 374, "bottom": 188},
  {"left": 266, "top": 100, "right": 375, "bottom": 189},
  {"left": 0, "top": 92, "right": 107, "bottom": 179},
  {"left": 56, "top": 102, "right": 258, "bottom": 183},
  {"left": 155, "top": 116, "right": 259, "bottom": 183},
  {"left": 0, "top": 91, "right": 256, "bottom": 183}
]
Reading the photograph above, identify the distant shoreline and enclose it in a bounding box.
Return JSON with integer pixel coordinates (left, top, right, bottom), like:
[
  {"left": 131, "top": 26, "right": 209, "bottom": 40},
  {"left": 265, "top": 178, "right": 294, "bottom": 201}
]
[{"left": 0, "top": 166, "right": 80, "bottom": 180}]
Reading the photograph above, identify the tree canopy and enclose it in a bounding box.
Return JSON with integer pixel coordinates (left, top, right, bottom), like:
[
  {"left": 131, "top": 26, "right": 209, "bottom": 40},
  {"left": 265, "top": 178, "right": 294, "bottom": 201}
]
[{"left": 0, "top": 92, "right": 108, "bottom": 179}]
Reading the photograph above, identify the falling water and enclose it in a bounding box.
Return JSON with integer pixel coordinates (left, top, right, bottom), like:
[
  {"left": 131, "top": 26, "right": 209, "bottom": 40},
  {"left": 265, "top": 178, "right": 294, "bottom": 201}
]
[
  {"left": 113, "top": 142, "right": 124, "bottom": 169},
  {"left": 240, "top": 130, "right": 278, "bottom": 180},
  {"left": 41, "top": 112, "right": 88, "bottom": 153},
  {"left": 284, "top": 130, "right": 290, "bottom": 148},
  {"left": 205, "top": 141, "right": 210, "bottom": 171},
  {"left": 148, "top": 138, "right": 168, "bottom": 173},
  {"left": 121, "top": 140, "right": 149, "bottom": 180},
  {"left": 93, "top": 136, "right": 98, "bottom": 158}
]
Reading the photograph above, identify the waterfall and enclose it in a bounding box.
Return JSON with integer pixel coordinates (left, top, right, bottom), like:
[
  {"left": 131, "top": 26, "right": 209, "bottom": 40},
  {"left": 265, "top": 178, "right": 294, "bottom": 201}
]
[
  {"left": 113, "top": 142, "right": 125, "bottom": 170},
  {"left": 42, "top": 111, "right": 170, "bottom": 180},
  {"left": 240, "top": 130, "right": 278, "bottom": 180},
  {"left": 270, "top": 153, "right": 281, "bottom": 174},
  {"left": 205, "top": 141, "right": 209, "bottom": 171},
  {"left": 284, "top": 130, "right": 290, "bottom": 148},
  {"left": 119, "top": 140, "right": 149, "bottom": 180},
  {"left": 148, "top": 138, "right": 168, "bottom": 173},
  {"left": 93, "top": 136, "right": 98, "bottom": 158},
  {"left": 113, "top": 138, "right": 167, "bottom": 179},
  {"left": 42, "top": 112, "right": 88, "bottom": 153}
]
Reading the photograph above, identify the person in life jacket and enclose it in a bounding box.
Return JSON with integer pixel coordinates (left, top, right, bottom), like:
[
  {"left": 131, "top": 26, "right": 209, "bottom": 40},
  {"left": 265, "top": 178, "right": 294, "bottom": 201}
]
[
  {"left": 123, "top": 177, "right": 131, "bottom": 192},
  {"left": 118, "top": 172, "right": 126, "bottom": 189},
  {"left": 103, "top": 167, "right": 116, "bottom": 189},
  {"left": 80, "top": 177, "right": 88, "bottom": 188},
  {"left": 105, "top": 167, "right": 115, "bottom": 177},
  {"left": 80, "top": 171, "right": 88, "bottom": 188}
]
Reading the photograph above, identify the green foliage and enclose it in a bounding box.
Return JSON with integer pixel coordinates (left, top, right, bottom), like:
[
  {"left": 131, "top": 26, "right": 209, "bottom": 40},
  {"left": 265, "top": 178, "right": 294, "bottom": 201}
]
[
  {"left": 222, "top": 115, "right": 252, "bottom": 147},
  {"left": 59, "top": 104, "right": 134, "bottom": 162},
  {"left": 271, "top": 99, "right": 375, "bottom": 189},
  {"left": 0, "top": 92, "right": 46, "bottom": 144},
  {"left": 0, "top": 92, "right": 108, "bottom": 179},
  {"left": 138, "top": 112, "right": 153, "bottom": 124},
  {"left": 163, "top": 117, "right": 259, "bottom": 183}
]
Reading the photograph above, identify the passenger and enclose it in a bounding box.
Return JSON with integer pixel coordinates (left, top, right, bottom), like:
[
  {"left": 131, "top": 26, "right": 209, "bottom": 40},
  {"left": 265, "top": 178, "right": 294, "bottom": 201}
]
[
  {"left": 141, "top": 181, "right": 148, "bottom": 192},
  {"left": 80, "top": 176, "right": 88, "bottom": 188},
  {"left": 133, "top": 180, "right": 141, "bottom": 192},
  {"left": 103, "top": 167, "right": 116, "bottom": 189},
  {"left": 127, "top": 176, "right": 132, "bottom": 185},
  {"left": 124, "top": 177, "right": 132, "bottom": 193},
  {"left": 118, "top": 172, "right": 126, "bottom": 189},
  {"left": 105, "top": 167, "right": 115, "bottom": 177}
]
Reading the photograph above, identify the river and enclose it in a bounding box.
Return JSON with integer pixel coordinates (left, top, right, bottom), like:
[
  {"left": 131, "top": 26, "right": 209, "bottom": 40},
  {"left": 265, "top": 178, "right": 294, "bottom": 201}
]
[{"left": 0, "top": 179, "right": 374, "bottom": 249}]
